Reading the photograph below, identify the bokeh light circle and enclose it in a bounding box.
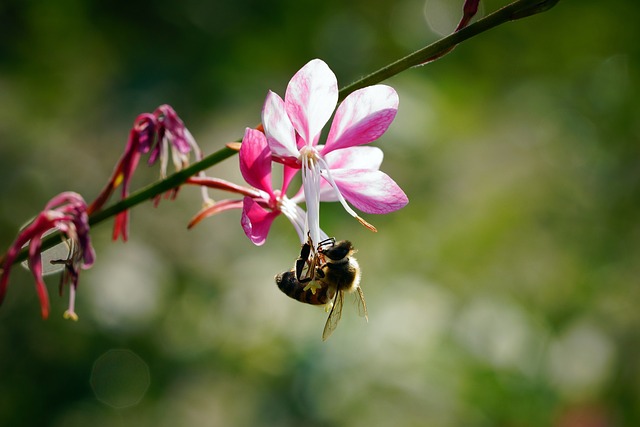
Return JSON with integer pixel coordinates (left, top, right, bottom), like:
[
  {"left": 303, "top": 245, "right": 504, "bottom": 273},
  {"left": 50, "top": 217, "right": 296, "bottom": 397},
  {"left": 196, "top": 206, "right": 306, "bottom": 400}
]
[{"left": 90, "top": 349, "right": 150, "bottom": 409}]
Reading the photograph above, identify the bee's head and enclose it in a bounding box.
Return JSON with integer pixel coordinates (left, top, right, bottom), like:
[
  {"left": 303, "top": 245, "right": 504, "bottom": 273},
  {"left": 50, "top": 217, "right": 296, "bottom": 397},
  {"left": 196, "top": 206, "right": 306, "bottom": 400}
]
[{"left": 320, "top": 240, "right": 355, "bottom": 262}]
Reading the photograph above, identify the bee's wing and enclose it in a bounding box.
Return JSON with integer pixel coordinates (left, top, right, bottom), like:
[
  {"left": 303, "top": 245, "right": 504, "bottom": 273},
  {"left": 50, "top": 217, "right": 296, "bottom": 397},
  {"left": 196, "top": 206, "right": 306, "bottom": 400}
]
[
  {"left": 322, "top": 290, "right": 344, "bottom": 341},
  {"left": 355, "top": 286, "right": 368, "bottom": 322}
]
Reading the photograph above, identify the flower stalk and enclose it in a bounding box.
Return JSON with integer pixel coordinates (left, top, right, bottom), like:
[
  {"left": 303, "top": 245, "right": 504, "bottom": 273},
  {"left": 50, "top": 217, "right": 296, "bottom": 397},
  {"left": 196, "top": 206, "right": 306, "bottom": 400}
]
[
  {"left": 2, "top": 0, "right": 559, "bottom": 268},
  {"left": 339, "top": 0, "right": 560, "bottom": 99}
]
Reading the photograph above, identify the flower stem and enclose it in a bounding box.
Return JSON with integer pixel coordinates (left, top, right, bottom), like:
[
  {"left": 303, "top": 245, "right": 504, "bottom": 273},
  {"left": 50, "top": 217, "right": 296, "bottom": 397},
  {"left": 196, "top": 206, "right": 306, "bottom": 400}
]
[
  {"left": 338, "top": 0, "right": 560, "bottom": 101},
  {"left": 88, "top": 146, "right": 237, "bottom": 227},
  {"left": 5, "top": 0, "right": 559, "bottom": 266}
]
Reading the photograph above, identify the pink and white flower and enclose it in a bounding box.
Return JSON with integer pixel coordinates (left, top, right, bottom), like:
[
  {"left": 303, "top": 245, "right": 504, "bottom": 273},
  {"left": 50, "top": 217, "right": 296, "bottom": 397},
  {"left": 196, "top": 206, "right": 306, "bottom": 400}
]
[{"left": 262, "top": 59, "right": 408, "bottom": 246}]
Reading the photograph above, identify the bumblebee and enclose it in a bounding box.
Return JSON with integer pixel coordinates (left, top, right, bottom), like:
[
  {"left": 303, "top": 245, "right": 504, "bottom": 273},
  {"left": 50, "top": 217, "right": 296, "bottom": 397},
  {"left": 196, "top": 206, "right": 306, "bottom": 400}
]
[{"left": 275, "top": 239, "right": 368, "bottom": 340}]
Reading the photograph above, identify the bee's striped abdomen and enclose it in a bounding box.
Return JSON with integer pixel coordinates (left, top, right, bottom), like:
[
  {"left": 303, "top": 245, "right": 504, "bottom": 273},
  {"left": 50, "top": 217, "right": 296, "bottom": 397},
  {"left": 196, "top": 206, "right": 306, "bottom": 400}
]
[{"left": 275, "top": 269, "right": 331, "bottom": 305}]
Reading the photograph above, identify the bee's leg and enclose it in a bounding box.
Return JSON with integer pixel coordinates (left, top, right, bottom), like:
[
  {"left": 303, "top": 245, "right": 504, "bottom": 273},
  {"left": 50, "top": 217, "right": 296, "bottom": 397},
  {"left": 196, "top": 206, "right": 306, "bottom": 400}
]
[
  {"left": 299, "top": 241, "right": 311, "bottom": 260},
  {"left": 317, "top": 237, "right": 336, "bottom": 250}
]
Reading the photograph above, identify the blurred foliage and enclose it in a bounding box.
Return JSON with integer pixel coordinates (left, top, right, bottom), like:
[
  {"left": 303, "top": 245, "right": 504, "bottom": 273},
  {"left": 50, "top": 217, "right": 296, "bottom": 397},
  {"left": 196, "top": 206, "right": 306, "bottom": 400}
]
[{"left": 1, "top": 0, "right": 639, "bottom": 426}]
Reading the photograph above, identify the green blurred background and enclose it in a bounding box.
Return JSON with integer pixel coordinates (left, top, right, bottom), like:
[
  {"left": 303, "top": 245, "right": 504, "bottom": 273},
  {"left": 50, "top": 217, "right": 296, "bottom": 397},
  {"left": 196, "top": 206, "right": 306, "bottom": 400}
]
[{"left": 1, "top": 0, "right": 639, "bottom": 425}]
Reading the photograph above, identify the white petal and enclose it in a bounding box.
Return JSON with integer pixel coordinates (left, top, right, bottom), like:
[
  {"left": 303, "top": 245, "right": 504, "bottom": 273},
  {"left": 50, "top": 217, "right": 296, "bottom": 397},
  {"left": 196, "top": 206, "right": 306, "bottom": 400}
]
[
  {"left": 330, "top": 169, "right": 408, "bottom": 214},
  {"left": 262, "top": 91, "right": 299, "bottom": 159},
  {"left": 323, "top": 146, "right": 384, "bottom": 170},
  {"left": 285, "top": 59, "right": 338, "bottom": 146}
]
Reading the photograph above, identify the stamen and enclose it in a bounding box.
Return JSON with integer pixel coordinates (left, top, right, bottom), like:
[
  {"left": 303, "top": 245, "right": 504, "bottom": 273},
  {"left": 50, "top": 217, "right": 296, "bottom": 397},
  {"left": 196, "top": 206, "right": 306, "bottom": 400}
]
[
  {"left": 63, "top": 285, "right": 78, "bottom": 321},
  {"left": 63, "top": 310, "right": 79, "bottom": 321},
  {"left": 356, "top": 216, "right": 378, "bottom": 232}
]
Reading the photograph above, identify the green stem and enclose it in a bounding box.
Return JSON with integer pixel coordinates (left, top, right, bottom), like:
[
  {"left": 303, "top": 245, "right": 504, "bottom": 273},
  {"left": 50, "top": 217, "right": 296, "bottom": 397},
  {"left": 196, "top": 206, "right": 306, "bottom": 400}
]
[
  {"left": 88, "top": 146, "right": 237, "bottom": 227},
  {"left": 6, "top": 0, "right": 558, "bottom": 266},
  {"left": 338, "top": 0, "right": 559, "bottom": 101}
]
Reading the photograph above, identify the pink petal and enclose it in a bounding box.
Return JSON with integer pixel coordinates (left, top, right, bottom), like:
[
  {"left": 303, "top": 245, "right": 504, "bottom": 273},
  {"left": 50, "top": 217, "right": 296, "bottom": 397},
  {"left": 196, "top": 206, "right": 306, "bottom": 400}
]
[
  {"left": 76, "top": 226, "right": 96, "bottom": 268},
  {"left": 285, "top": 59, "right": 338, "bottom": 146},
  {"left": 328, "top": 169, "right": 408, "bottom": 214},
  {"left": 45, "top": 191, "right": 83, "bottom": 210},
  {"left": 281, "top": 164, "right": 299, "bottom": 195},
  {"left": 0, "top": 225, "right": 36, "bottom": 305},
  {"left": 28, "top": 236, "right": 50, "bottom": 319},
  {"left": 241, "top": 197, "right": 280, "bottom": 246},
  {"left": 262, "top": 91, "right": 298, "bottom": 160},
  {"left": 324, "top": 85, "right": 398, "bottom": 154},
  {"left": 239, "top": 128, "right": 273, "bottom": 194},
  {"left": 318, "top": 147, "right": 384, "bottom": 200},
  {"left": 323, "top": 146, "right": 384, "bottom": 170},
  {"left": 112, "top": 211, "right": 129, "bottom": 241}
]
